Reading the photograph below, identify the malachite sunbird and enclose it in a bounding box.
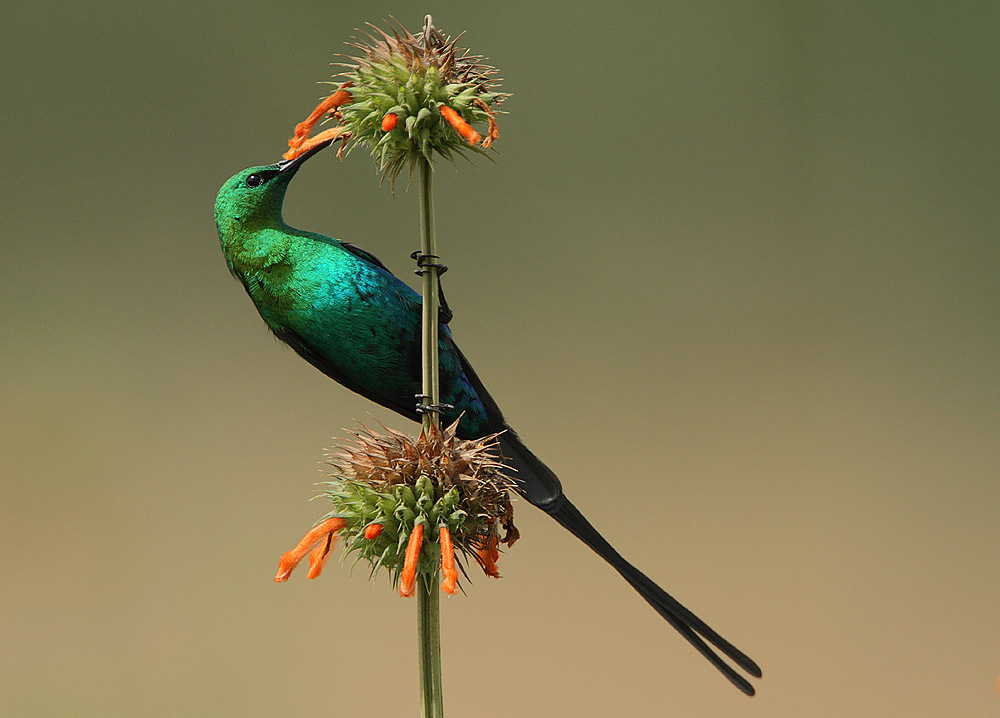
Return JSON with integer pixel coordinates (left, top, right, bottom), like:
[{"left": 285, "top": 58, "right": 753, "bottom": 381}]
[{"left": 215, "top": 139, "right": 761, "bottom": 695}]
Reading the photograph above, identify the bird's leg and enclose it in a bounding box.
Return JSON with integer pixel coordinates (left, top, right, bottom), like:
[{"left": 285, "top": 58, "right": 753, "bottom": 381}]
[
  {"left": 436, "top": 291, "right": 453, "bottom": 324},
  {"left": 283, "top": 82, "right": 354, "bottom": 161},
  {"left": 410, "top": 251, "right": 453, "bottom": 323}
]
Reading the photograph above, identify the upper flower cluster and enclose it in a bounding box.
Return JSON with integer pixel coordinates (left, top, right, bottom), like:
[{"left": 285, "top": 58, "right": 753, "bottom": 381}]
[{"left": 283, "top": 16, "right": 505, "bottom": 185}]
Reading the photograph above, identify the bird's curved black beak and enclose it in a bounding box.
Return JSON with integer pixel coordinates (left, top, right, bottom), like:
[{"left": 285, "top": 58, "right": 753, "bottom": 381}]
[{"left": 277, "top": 137, "right": 335, "bottom": 174}]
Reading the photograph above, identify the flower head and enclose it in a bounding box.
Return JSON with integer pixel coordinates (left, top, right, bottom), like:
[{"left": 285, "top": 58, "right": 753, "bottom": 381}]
[
  {"left": 274, "top": 419, "right": 519, "bottom": 595},
  {"left": 283, "top": 15, "right": 505, "bottom": 185}
]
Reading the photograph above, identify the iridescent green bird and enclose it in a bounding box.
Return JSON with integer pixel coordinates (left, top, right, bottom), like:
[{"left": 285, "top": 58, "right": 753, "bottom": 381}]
[{"left": 215, "top": 140, "right": 761, "bottom": 695}]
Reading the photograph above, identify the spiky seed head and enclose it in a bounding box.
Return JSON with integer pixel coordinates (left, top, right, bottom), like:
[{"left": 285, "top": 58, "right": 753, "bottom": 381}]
[
  {"left": 332, "top": 16, "right": 506, "bottom": 184},
  {"left": 318, "top": 419, "right": 518, "bottom": 588}
]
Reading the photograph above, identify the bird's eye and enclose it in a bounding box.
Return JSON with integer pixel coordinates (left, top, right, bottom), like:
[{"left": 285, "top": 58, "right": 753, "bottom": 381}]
[{"left": 245, "top": 174, "right": 263, "bottom": 188}]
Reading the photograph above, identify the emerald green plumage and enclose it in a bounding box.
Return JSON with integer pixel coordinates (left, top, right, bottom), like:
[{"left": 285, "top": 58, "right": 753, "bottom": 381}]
[
  {"left": 215, "top": 146, "right": 761, "bottom": 695},
  {"left": 215, "top": 159, "right": 496, "bottom": 439}
]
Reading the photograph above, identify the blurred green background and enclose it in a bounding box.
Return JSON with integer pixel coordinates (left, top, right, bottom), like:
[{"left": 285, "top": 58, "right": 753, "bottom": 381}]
[{"left": 2, "top": 1, "right": 998, "bottom": 715}]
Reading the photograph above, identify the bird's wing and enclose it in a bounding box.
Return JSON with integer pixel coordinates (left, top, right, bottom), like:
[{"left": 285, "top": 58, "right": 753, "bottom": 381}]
[
  {"left": 274, "top": 323, "right": 423, "bottom": 423},
  {"left": 339, "top": 240, "right": 452, "bottom": 324},
  {"left": 445, "top": 337, "right": 507, "bottom": 434}
]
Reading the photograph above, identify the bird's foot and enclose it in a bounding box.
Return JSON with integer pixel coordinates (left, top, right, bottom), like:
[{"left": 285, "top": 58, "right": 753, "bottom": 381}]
[
  {"left": 410, "top": 251, "right": 453, "bottom": 323},
  {"left": 414, "top": 395, "right": 455, "bottom": 416},
  {"left": 410, "top": 250, "right": 448, "bottom": 276},
  {"left": 273, "top": 517, "right": 346, "bottom": 582}
]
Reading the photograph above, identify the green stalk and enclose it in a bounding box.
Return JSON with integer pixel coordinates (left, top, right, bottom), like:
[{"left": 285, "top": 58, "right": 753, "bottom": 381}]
[
  {"left": 417, "top": 573, "right": 444, "bottom": 718},
  {"left": 417, "top": 156, "right": 445, "bottom": 718},
  {"left": 419, "top": 156, "right": 440, "bottom": 432}
]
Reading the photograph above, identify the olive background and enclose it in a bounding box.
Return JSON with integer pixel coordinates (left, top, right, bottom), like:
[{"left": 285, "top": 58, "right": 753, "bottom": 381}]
[{"left": 2, "top": 1, "right": 998, "bottom": 716}]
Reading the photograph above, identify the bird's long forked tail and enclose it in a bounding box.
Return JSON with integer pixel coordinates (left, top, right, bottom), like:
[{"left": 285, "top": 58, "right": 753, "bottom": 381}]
[
  {"left": 549, "top": 499, "right": 761, "bottom": 695},
  {"left": 498, "top": 432, "right": 761, "bottom": 696}
]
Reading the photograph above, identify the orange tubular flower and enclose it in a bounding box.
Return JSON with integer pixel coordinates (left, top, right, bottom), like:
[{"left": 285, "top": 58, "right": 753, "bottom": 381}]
[
  {"left": 287, "top": 127, "right": 352, "bottom": 161},
  {"left": 439, "top": 526, "right": 458, "bottom": 594},
  {"left": 439, "top": 105, "right": 481, "bottom": 146},
  {"left": 381, "top": 112, "right": 398, "bottom": 131},
  {"left": 274, "top": 517, "right": 346, "bottom": 582},
  {"left": 307, "top": 533, "right": 336, "bottom": 579},
  {"left": 364, "top": 523, "right": 384, "bottom": 540},
  {"left": 399, "top": 522, "right": 425, "bottom": 597},
  {"left": 283, "top": 82, "right": 354, "bottom": 160}
]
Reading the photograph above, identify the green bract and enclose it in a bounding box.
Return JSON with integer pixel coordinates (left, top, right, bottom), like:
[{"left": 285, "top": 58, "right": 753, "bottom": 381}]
[{"left": 320, "top": 477, "right": 465, "bottom": 584}]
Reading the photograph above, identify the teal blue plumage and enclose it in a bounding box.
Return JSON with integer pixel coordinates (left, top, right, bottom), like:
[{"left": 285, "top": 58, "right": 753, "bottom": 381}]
[{"left": 215, "top": 144, "right": 761, "bottom": 695}]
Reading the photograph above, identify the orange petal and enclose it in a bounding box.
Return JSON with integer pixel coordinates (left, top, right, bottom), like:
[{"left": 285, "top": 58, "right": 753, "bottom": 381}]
[
  {"left": 381, "top": 112, "right": 398, "bottom": 131},
  {"left": 274, "top": 517, "right": 345, "bottom": 582},
  {"left": 306, "top": 531, "right": 339, "bottom": 580},
  {"left": 439, "top": 105, "right": 481, "bottom": 146},
  {"left": 476, "top": 535, "right": 501, "bottom": 579},
  {"left": 439, "top": 526, "right": 458, "bottom": 595},
  {"left": 399, "top": 522, "right": 425, "bottom": 598},
  {"left": 283, "top": 82, "right": 354, "bottom": 159},
  {"left": 282, "top": 126, "right": 351, "bottom": 162}
]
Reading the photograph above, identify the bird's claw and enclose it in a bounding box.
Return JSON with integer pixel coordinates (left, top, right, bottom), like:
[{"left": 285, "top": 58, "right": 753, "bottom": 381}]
[
  {"left": 410, "top": 250, "right": 448, "bottom": 276},
  {"left": 414, "top": 395, "right": 455, "bottom": 415},
  {"left": 410, "top": 251, "right": 453, "bottom": 323}
]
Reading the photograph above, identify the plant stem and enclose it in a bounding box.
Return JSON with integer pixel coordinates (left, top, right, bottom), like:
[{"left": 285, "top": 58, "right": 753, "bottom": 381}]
[
  {"left": 417, "top": 573, "right": 444, "bottom": 718},
  {"left": 417, "top": 156, "right": 445, "bottom": 717},
  {"left": 419, "top": 157, "right": 440, "bottom": 433}
]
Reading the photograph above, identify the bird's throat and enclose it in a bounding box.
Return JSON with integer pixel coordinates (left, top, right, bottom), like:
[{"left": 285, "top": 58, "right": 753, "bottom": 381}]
[{"left": 221, "top": 225, "right": 297, "bottom": 301}]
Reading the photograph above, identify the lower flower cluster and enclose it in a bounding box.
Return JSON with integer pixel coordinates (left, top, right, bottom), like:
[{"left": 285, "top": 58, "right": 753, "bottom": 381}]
[{"left": 274, "top": 420, "right": 519, "bottom": 595}]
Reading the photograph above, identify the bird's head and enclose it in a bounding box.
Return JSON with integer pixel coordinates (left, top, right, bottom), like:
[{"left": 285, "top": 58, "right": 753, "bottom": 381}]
[{"left": 214, "top": 138, "right": 333, "bottom": 237}]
